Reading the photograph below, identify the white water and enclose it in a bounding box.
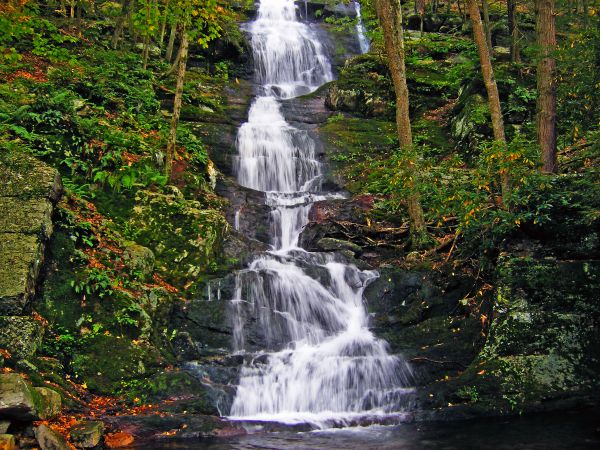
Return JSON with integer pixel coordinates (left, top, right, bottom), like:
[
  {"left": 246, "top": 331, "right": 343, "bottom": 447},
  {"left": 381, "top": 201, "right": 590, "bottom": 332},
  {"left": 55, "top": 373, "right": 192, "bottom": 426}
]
[
  {"left": 354, "top": 1, "right": 370, "bottom": 54},
  {"left": 229, "top": 0, "right": 412, "bottom": 427}
]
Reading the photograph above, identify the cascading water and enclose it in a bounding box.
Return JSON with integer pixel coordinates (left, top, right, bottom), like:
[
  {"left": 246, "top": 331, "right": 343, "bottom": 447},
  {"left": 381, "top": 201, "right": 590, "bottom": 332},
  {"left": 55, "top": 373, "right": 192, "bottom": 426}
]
[
  {"left": 228, "top": 0, "right": 413, "bottom": 427},
  {"left": 354, "top": 1, "right": 371, "bottom": 54}
]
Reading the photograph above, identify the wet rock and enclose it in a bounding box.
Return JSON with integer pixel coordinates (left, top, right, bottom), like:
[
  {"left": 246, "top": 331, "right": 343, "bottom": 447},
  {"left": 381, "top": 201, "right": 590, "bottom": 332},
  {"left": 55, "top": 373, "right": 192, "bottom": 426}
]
[
  {"left": 0, "top": 316, "right": 44, "bottom": 361},
  {"left": 0, "top": 434, "right": 16, "bottom": 450},
  {"left": 70, "top": 420, "right": 105, "bottom": 448},
  {"left": 215, "top": 177, "right": 271, "bottom": 245},
  {"left": 316, "top": 237, "right": 362, "bottom": 255},
  {"left": 35, "top": 424, "right": 70, "bottom": 450}
]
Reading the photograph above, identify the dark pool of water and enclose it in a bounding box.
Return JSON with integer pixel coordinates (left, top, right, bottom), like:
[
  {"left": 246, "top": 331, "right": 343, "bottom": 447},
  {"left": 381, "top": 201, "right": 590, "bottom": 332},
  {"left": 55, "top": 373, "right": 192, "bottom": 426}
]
[{"left": 146, "top": 409, "right": 600, "bottom": 449}]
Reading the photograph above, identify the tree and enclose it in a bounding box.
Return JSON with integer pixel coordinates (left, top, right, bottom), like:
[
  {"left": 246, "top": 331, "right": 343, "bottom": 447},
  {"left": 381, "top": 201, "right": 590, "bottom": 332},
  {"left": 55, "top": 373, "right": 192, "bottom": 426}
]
[
  {"left": 164, "top": 0, "right": 223, "bottom": 180},
  {"left": 535, "top": 0, "right": 557, "bottom": 173},
  {"left": 481, "top": 0, "right": 492, "bottom": 51},
  {"left": 111, "top": 0, "right": 132, "bottom": 50},
  {"left": 467, "top": 0, "right": 510, "bottom": 201},
  {"left": 508, "top": 0, "right": 520, "bottom": 62},
  {"left": 375, "top": 0, "right": 429, "bottom": 246}
]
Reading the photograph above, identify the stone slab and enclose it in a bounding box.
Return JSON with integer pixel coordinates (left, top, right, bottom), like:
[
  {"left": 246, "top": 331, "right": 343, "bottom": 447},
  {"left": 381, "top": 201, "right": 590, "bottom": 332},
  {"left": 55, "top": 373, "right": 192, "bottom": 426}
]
[
  {"left": 0, "top": 197, "right": 54, "bottom": 238},
  {"left": 0, "top": 233, "right": 44, "bottom": 315}
]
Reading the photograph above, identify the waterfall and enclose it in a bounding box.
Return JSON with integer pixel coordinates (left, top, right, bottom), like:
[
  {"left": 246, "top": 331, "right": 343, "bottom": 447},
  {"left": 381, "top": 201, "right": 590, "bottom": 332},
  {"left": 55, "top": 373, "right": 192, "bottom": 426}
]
[
  {"left": 354, "top": 1, "right": 370, "bottom": 54},
  {"left": 229, "top": 0, "right": 412, "bottom": 427}
]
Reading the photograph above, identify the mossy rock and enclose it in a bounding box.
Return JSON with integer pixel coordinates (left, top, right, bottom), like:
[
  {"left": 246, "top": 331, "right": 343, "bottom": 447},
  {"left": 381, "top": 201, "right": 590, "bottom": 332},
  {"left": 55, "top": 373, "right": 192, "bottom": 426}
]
[
  {"left": 0, "top": 374, "right": 59, "bottom": 421},
  {"left": 131, "top": 187, "right": 229, "bottom": 294},
  {"left": 0, "top": 149, "right": 62, "bottom": 202},
  {"left": 0, "top": 233, "right": 45, "bottom": 315},
  {"left": 70, "top": 334, "right": 165, "bottom": 395},
  {"left": 0, "top": 316, "right": 45, "bottom": 361},
  {"left": 70, "top": 420, "right": 105, "bottom": 448}
]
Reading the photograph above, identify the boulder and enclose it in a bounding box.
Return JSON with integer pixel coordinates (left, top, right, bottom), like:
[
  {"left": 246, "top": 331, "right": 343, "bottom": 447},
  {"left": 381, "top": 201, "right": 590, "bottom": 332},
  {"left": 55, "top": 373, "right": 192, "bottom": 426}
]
[
  {"left": 316, "top": 237, "right": 362, "bottom": 255},
  {"left": 70, "top": 420, "right": 105, "bottom": 448},
  {"left": 0, "top": 373, "right": 37, "bottom": 420},
  {"left": 122, "top": 242, "right": 155, "bottom": 277},
  {"left": 0, "top": 434, "right": 16, "bottom": 450},
  {"left": 0, "top": 422, "right": 9, "bottom": 434},
  {"left": 0, "top": 316, "right": 44, "bottom": 361},
  {"left": 34, "top": 424, "right": 70, "bottom": 450},
  {"left": 33, "top": 387, "right": 61, "bottom": 420},
  {"left": 0, "top": 374, "right": 61, "bottom": 421}
]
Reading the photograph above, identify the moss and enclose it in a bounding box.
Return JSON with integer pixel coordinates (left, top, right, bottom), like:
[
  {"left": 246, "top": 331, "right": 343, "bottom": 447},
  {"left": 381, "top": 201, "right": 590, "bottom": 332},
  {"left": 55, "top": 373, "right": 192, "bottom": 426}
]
[
  {"left": 70, "top": 333, "right": 164, "bottom": 395},
  {"left": 131, "top": 188, "right": 229, "bottom": 295}
]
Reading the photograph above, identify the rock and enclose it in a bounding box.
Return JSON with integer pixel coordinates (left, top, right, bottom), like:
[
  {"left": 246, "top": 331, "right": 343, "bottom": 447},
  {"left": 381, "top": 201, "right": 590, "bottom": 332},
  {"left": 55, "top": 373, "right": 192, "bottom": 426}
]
[
  {"left": 0, "top": 375, "right": 61, "bottom": 421},
  {"left": 0, "top": 373, "right": 37, "bottom": 420},
  {"left": 70, "top": 420, "right": 105, "bottom": 448},
  {"left": 0, "top": 151, "right": 62, "bottom": 315},
  {"left": 0, "top": 316, "right": 44, "bottom": 361},
  {"left": 122, "top": 242, "right": 155, "bottom": 277},
  {"left": 131, "top": 188, "right": 229, "bottom": 294},
  {"left": 0, "top": 150, "right": 62, "bottom": 202},
  {"left": 316, "top": 237, "right": 362, "bottom": 255},
  {"left": 34, "top": 424, "right": 70, "bottom": 450},
  {"left": 0, "top": 198, "right": 54, "bottom": 238},
  {"left": 215, "top": 177, "right": 271, "bottom": 244},
  {"left": 0, "top": 233, "right": 46, "bottom": 315},
  {"left": 104, "top": 431, "right": 134, "bottom": 448},
  {"left": 0, "top": 422, "right": 9, "bottom": 434},
  {"left": 33, "top": 387, "right": 61, "bottom": 420},
  {"left": 0, "top": 434, "right": 16, "bottom": 450}
]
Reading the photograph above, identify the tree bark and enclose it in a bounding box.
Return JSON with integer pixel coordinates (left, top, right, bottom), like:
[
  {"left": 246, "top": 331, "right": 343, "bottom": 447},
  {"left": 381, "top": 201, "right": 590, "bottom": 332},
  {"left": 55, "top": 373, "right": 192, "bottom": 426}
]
[
  {"left": 165, "top": 28, "right": 189, "bottom": 181},
  {"left": 375, "top": 0, "right": 428, "bottom": 245},
  {"left": 165, "top": 20, "right": 177, "bottom": 61},
  {"left": 159, "top": 0, "right": 170, "bottom": 50},
  {"left": 481, "top": 0, "right": 492, "bottom": 52},
  {"left": 535, "top": 0, "right": 557, "bottom": 173},
  {"left": 111, "top": 0, "right": 132, "bottom": 49},
  {"left": 508, "top": 0, "right": 520, "bottom": 62},
  {"left": 467, "top": 0, "right": 510, "bottom": 200}
]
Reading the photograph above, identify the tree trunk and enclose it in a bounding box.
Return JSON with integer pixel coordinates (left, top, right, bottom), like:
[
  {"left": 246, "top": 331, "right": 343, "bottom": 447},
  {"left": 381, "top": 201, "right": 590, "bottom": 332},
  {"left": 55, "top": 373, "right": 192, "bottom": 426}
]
[
  {"left": 159, "top": 0, "right": 170, "bottom": 50},
  {"left": 467, "top": 0, "right": 510, "bottom": 200},
  {"left": 481, "top": 0, "right": 492, "bottom": 51},
  {"left": 165, "top": 29, "right": 189, "bottom": 181},
  {"left": 535, "top": 0, "right": 557, "bottom": 173},
  {"left": 111, "top": 0, "right": 131, "bottom": 49},
  {"left": 165, "top": 20, "right": 177, "bottom": 61},
  {"left": 416, "top": 0, "right": 426, "bottom": 37},
  {"left": 508, "top": 0, "right": 520, "bottom": 62},
  {"left": 375, "top": 0, "right": 428, "bottom": 245}
]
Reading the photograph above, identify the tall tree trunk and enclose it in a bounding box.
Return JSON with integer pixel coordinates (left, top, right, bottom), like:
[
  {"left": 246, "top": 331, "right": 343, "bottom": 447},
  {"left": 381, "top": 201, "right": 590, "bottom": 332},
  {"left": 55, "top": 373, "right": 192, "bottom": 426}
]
[
  {"left": 535, "top": 0, "right": 557, "bottom": 173},
  {"left": 159, "top": 0, "right": 170, "bottom": 50},
  {"left": 165, "top": 29, "right": 189, "bottom": 181},
  {"left": 467, "top": 0, "right": 510, "bottom": 200},
  {"left": 481, "top": 0, "right": 492, "bottom": 51},
  {"left": 111, "top": 0, "right": 132, "bottom": 49},
  {"left": 165, "top": 20, "right": 177, "bottom": 61},
  {"left": 375, "top": 0, "right": 428, "bottom": 246},
  {"left": 508, "top": 0, "right": 520, "bottom": 62}
]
